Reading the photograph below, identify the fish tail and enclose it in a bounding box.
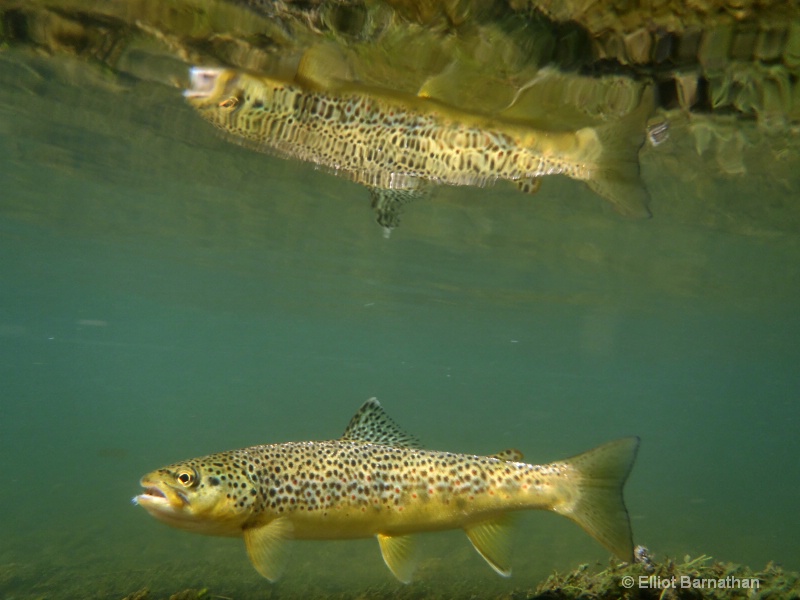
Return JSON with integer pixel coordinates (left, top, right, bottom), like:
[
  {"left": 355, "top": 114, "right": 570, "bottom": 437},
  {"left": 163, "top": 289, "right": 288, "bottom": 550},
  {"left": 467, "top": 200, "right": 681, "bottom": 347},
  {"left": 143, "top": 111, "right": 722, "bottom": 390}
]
[
  {"left": 582, "top": 84, "right": 654, "bottom": 218},
  {"left": 554, "top": 437, "right": 640, "bottom": 561}
]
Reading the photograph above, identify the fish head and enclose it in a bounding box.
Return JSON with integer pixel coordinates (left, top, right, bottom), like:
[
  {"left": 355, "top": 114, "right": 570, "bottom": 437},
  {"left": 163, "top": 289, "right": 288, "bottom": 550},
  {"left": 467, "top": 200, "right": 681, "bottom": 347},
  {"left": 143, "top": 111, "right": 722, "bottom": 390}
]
[
  {"left": 185, "top": 67, "right": 238, "bottom": 101},
  {"left": 183, "top": 67, "right": 293, "bottom": 131},
  {"left": 134, "top": 456, "right": 250, "bottom": 535},
  {"left": 183, "top": 68, "right": 256, "bottom": 116}
]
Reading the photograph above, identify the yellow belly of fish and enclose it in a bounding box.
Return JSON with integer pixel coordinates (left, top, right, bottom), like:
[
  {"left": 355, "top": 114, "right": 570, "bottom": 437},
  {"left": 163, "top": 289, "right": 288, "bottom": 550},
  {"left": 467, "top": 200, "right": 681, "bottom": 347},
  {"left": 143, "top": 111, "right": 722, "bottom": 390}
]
[{"left": 275, "top": 485, "right": 556, "bottom": 540}]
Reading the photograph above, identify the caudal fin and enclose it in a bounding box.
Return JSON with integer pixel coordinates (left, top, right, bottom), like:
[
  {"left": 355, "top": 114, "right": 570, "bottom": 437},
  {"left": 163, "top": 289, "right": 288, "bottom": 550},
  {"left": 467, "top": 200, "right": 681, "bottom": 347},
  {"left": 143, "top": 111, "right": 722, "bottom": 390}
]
[
  {"left": 584, "top": 85, "right": 654, "bottom": 218},
  {"left": 555, "top": 437, "right": 640, "bottom": 561}
]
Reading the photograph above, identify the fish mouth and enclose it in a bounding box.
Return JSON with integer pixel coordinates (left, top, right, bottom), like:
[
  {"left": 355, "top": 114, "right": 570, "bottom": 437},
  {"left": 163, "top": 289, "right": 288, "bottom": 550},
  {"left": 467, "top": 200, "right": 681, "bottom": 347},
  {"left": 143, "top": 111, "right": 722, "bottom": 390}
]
[
  {"left": 184, "top": 67, "right": 224, "bottom": 99},
  {"left": 134, "top": 481, "right": 188, "bottom": 509},
  {"left": 139, "top": 486, "right": 166, "bottom": 501}
]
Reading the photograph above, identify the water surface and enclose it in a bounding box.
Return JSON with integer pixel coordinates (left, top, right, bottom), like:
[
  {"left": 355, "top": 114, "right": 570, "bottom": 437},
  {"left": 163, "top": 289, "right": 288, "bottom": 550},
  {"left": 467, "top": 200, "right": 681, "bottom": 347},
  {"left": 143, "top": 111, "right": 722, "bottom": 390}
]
[{"left": 1, "top": 47, "right": 799, "bottom": 599}]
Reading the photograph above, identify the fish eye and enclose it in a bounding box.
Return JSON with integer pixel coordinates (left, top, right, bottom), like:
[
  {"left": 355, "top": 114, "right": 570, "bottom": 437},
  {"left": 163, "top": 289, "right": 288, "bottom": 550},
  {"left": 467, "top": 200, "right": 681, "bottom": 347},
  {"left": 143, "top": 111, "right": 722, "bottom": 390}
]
[
  {"left": 218, "top": 96, "right": 239, "bottom": 110},
  {"left": 176, "top": 468, "right": 198, "bottom": 487}
]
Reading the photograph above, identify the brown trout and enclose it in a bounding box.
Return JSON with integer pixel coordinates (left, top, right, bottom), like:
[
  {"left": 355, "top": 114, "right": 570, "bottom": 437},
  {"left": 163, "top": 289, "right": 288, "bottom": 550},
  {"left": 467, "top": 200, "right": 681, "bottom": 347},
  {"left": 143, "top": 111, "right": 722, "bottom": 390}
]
[
  {"left": 183, "top": 66, "right": 653, "bottom": 233},
  {"left": 135, "top": 398, "right": 639, "bottom": 582}
]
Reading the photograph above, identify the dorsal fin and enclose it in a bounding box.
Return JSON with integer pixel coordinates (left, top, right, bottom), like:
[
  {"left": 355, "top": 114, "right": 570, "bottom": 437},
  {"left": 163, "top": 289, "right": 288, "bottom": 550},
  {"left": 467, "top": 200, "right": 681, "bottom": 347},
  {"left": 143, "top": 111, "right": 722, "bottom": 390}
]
[{"left": 340, "top": 398, "right": 420, "bottom": 448}]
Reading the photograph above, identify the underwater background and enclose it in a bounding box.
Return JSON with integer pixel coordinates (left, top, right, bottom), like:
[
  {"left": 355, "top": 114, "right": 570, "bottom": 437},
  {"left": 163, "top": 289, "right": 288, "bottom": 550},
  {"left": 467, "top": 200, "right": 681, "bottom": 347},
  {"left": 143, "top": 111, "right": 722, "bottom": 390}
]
[{"left": 2, "top": 1, "right": 800, "bottom": 598}]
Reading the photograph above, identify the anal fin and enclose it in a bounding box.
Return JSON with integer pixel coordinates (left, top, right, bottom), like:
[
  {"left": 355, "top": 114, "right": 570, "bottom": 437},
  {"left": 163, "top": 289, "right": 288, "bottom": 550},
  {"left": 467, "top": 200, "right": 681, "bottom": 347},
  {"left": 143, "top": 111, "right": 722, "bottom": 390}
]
[
  {"left": 243, "top": 517, "right": 294, "bottom": 582},
  {"left": 377, "top": 533, "right": 418, "bottom": 583},
  {"left": 464, "top": 514, "right": 516, "bottom": 577}
]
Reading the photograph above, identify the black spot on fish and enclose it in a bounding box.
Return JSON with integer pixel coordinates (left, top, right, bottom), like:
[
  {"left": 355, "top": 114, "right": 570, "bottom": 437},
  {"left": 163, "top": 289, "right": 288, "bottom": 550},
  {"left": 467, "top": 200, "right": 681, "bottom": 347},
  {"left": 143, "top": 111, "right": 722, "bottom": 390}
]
[{"left": 208, "top": 477, "right": 220, "bottom": 486}]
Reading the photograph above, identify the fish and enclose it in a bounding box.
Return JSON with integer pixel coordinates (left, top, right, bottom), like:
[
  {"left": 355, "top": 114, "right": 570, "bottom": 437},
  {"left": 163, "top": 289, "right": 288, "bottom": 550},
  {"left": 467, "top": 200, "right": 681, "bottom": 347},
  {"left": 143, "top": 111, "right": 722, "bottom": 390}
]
[
  {"left": 134, "top": 398, "right": 640, "bottom": 583},
  {"left": 183, "top": 64, "right": 654, "bottom": 235}
]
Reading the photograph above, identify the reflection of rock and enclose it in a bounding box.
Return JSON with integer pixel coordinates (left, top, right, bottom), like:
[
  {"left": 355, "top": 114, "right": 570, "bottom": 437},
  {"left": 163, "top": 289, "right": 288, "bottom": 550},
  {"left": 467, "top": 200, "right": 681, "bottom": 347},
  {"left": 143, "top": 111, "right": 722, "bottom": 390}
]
[
  {"left": 531, "top": 0, "right": 800, "bottom": 62},
  {"left": 690, "top": 118, "right": 748, "bottom": 176},
  {"left": 4, "top": 0, "right": 800, "bottom": 122}
]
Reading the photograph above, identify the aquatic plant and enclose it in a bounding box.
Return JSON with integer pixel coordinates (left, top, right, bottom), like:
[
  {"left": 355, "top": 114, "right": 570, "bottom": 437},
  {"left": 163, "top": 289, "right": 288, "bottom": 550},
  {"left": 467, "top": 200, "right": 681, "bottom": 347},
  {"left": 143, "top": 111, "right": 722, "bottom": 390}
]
[
  {"left": 117, "top": 548, "right": 799, "bottom": 599},
  {"left": 534, "top": 547, "right": 799, "bottom": 599}
]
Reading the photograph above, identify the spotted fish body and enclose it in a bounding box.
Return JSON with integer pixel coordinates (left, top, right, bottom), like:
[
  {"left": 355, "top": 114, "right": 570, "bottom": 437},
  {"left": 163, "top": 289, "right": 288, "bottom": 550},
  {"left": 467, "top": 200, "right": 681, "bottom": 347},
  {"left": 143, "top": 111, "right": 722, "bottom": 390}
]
[
  {"left": 184, "top": 67, "right": 652, "bottom": 231},
  {"left": 136, "top": 399, "right": 639, "bottom": 583}
]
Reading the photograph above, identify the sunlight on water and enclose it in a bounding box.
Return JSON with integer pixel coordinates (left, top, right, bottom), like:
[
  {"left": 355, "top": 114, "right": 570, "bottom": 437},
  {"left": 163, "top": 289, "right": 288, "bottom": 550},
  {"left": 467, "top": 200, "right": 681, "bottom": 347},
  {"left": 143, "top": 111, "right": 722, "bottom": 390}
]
[{"left": 1, "top": 16, "right": 799, "bottom": 599}]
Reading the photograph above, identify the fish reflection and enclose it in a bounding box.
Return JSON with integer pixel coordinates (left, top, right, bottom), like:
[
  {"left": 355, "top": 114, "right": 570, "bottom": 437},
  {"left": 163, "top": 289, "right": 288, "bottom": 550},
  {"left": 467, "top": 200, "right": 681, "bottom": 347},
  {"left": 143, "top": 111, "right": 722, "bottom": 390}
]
[{"left": 185, "top": 65, "right": 653, "bottom": 234}]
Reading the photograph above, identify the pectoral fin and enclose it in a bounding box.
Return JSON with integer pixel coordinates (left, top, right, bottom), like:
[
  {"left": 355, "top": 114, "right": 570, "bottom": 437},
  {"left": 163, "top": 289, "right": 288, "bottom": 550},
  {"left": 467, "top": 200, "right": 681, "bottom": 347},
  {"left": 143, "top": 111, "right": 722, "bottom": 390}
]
[
  {"left": 464, "top": 514, "right": 515, "bottom": 577},
  {"left": 295, "top": 42, "right": 353, "bottom": 90},
  {"left": 376, "top": 533, "right": 418, "bottom": 583},
  {"left": 243, "top": 517, "right": 294, "bottom": 582}
]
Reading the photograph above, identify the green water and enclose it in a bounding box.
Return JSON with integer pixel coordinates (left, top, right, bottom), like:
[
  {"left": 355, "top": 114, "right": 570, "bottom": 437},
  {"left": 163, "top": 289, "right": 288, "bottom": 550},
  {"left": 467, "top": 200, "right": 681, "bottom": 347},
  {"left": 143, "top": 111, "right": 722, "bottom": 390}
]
[{"left": 1, "top": 50, "right": 799, "bottom": 598}]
